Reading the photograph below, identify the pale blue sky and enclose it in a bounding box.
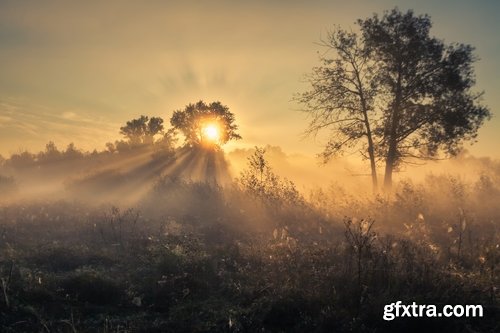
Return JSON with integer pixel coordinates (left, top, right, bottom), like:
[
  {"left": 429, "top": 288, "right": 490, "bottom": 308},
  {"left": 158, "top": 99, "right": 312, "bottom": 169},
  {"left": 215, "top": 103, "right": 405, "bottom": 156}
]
[{"left": 0, "top": 0, "right": 498, "bottom": 158}]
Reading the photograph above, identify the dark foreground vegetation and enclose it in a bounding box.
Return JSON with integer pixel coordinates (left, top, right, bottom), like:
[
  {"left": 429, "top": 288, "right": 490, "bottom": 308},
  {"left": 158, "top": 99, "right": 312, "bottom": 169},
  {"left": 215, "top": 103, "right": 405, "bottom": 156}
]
[{"left": 0, "top": 167, "right": 499, "bottom": 332}]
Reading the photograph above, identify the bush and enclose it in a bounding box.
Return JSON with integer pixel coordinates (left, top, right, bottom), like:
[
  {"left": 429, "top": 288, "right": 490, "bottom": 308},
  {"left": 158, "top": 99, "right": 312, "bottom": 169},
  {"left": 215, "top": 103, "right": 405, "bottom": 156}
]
[{"left": 60, "top": 271, "right": 124, "bottom": 305}]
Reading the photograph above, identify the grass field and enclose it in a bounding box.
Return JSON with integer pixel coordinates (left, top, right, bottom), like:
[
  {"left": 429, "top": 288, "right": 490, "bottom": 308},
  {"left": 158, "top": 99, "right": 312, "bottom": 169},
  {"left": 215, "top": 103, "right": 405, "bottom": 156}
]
[{"left": 0, "top": 173, "right": 498, "bottom": 332}]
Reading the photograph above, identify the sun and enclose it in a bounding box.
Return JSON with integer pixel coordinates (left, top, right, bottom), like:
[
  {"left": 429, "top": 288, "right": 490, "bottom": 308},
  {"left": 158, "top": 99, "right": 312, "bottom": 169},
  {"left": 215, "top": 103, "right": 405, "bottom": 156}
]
[{"left": 202, "top": 123, "right": 220, "bottom": 144}]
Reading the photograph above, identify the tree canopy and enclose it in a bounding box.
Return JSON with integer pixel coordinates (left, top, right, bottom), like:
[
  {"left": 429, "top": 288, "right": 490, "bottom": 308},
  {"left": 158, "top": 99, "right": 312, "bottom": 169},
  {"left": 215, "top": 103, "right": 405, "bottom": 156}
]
[
  {"left": 119, "top": 115, "right": 164, "bottom": 146},
  {"left": 299, "top": 8, "right": 490, "bottom": 191},
  {"left": 170, "top": 100, "right": 241, "bottom": 148}
]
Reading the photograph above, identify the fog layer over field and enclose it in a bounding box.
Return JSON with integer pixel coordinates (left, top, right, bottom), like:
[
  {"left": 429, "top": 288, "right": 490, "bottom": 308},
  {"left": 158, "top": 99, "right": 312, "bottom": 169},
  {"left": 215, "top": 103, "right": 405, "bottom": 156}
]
[
  {"left": 1, "top": 143, "right": 500, "bottom": 234},
  {"left": 0, "top": 142, "right": 499, "bottom": 332}
]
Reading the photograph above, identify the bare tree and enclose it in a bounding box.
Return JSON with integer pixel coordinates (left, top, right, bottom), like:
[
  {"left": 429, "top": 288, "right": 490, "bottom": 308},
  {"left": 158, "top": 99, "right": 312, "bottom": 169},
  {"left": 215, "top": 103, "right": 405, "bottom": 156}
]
[{"left": 298, "top": 28, "right": 380, "bottom": 192}]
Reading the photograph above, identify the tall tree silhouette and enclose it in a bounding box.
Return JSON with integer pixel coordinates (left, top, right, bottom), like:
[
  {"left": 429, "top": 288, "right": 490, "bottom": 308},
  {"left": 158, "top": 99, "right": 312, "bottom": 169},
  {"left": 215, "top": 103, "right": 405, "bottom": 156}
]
[
  {"left": 300, "top": 8, "right": 490, "bottom": 192},
  {"left": 360, "top": 8, "right": 489, "bottom": 190},
  {"left": 298, "top": 28, "right": 379, "bottom": 192}
]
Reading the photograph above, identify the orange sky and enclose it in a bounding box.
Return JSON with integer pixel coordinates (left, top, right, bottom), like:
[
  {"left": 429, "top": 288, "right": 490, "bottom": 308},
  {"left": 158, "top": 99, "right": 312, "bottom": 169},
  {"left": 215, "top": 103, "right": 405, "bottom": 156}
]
[{"left": 0, "top": 0, "right": 499, "bottom": 160}]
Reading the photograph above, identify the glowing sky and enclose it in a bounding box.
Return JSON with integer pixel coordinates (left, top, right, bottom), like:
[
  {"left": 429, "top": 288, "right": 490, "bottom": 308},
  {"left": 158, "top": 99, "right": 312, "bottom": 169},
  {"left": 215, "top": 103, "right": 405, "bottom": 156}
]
[{"left": 0, "top": 0, "right": 499, "bottom": 157}]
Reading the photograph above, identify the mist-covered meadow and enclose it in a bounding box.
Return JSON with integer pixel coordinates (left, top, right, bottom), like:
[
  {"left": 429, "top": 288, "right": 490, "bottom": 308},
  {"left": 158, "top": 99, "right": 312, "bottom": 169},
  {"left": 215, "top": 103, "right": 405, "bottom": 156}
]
[
  {"left": 0, "top": 137, "right": 498, "bottom": 332},
  {"left": 1, "top": 2, "right": 500, "bottom": 332}
]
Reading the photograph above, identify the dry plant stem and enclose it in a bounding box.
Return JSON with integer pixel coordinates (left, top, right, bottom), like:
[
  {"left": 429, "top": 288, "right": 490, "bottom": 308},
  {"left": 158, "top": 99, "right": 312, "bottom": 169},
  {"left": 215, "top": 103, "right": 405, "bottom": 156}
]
[{"left": 1, "top": 261, "right": 13, "bottom": 308}]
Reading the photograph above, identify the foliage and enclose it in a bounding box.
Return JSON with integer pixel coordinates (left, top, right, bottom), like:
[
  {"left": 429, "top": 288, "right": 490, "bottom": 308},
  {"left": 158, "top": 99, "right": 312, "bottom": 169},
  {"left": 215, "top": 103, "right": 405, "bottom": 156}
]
[
  {"left": 5, "top": 151, "right": 36, "bottom": 169},
  {"left": 0, "top": 197, "right": 497, "bottom": 332},
  {"left": 343, "top": 217, "right": 377, "bottom": 291},
  {"left": 36, "top": 141, "right": 62, "bottom": 164},
  {"left": 119, "top": 115, "right": 165, "bottom": 146},
  {"left": 170, "top": 100, "right": 241, "bottom": 148},
  {"left": 360, "top": 8, "right": 490, "bottom": 189},
  {"left": 151, "top": 128, "right": 178, "bottom": 161},
  {"left": 299, "top": 8, "right": 490, "bottom": 191},
  {"left": 237, "top": 147, "right": 304, "bottom": 209},
  {"left": 63, "top": 143, "right": 84, "bottom": 160}
]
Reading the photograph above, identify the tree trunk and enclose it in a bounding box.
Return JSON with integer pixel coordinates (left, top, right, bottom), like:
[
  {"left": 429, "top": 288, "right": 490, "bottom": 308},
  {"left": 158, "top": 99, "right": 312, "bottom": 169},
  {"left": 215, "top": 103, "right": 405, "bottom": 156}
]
[
  {"left": 367, "top": 130, "right": 378, "bottom": 193},
  {"left": 360, "top": 107, "right": 378, "bottom": 193},
  {"left": 383, "top": 64, "right": 403, "bottom": 193},
  {"left": 356, "top": 71, "right": 378, "bottom": 194},
  {"left": 384, "top": 153, "right": 394, "bottom": 192},
  {"left": 384, "top": 122, "right": 399, "bottom": 192},
  {"left": 384, "top": 121, "right": 399, "bottom": 192}
]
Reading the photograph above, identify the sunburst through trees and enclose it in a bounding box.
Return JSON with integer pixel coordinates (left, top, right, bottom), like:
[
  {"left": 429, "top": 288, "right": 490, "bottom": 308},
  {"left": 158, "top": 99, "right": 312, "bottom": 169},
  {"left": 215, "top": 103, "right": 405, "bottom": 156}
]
[
  {"left": 170, "top": 100, "right": 242, "bottom": 149},
  {"left": 168, "top": 100, "right": 241, "bottom": 184},
  {"left": 53, "top": 100, "right": 242, "bottom": 203}
]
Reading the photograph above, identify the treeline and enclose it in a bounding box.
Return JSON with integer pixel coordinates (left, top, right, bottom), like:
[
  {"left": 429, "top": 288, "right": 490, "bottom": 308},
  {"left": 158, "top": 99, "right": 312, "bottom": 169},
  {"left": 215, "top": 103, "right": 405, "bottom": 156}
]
[
  {"left": 0, "top": 138, "right": 176, "bottom": 170},
  {"left": 0, "top": 99, "right": 240, "bottom": 171},
  {"left": 0, "top": 118, "right": 176, "bottom": 171}
]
